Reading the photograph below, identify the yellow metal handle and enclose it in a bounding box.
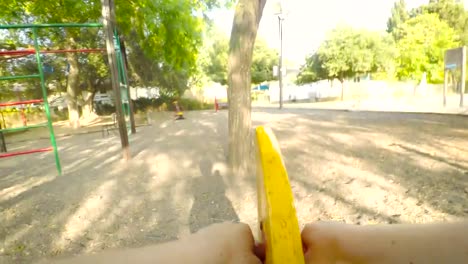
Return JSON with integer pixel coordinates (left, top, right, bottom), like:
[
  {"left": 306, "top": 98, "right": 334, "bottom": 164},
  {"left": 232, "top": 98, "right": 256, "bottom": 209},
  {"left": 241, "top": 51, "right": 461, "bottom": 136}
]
[{"left": 255, "top": 126, "right": 305, "bottom": 264}]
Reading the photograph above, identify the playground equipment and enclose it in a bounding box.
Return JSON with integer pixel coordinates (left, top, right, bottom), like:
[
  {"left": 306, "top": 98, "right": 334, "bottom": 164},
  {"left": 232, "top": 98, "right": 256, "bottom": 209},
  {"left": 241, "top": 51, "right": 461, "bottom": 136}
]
[
  {"left": 173, "top": 101, "right": 185, "bottom": 120},
  {"left": 0, "top": 111, "right": 5, "bottom": 152},
  {"left": 214, "top": 97, "right": 219, "bottom": 112},
  {"left": 0, "top": 20, "right": 135, "bottom": 173},
  {"left": 444, "top": 46, "right": 466, "bottom": 107},
  {"left": 255, "top": 126, "right": 304, "bottom": 264}
]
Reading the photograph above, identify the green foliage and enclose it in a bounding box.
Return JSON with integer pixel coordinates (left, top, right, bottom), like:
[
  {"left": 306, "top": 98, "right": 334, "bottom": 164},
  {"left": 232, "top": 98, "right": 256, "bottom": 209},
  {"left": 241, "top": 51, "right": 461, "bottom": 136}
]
[
  {"left": 295, "top": 54, "right": 327, "bottom": 84},
  {"left": 251, "top": 39, "right": 278, "bottom": 84},
  {"left": 299, "top": 0, "right": 464, "bottom": 85},
  {"left": 132, "top": 96, "right": 211, "bottom": 112},
  {"left": 94, "top": 102, "right": 114, "bottom": 115},
  {"left": 412, "top": 0, "right": 468, "bottom": 45},
  {"left": 370, "top": 33, "right": 398, "bottom": 79},
  {"left": 297, "top": 26, "right": 396, "bottom": 84},
  {"left": 198, "top": 28, "right": 278, "bottom": 85},
  {"left": 199, "top": 28, "right": 229, "bottom": 85},
  {"left": 387, "top": 0, "right": 409, "bottom": 40},
  {"left": 317, "top": 26, "right": 355, "bottom": 82},
  {"left": 178, "top": 98, "right": 213, "bottom": 111},
  {"left": 116, "top": 0, "right": 203, "bottom": 82},
  {"left": 0, "top": 0, "right": 222, "bottom": 103},
  {"left": 395, "top": 13, "right": 458, "bottom": 83}
]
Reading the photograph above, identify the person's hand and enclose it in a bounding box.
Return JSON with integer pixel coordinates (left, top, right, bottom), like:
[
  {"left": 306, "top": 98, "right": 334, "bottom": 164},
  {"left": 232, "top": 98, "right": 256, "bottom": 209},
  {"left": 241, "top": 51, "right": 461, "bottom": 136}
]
[
  {"left": 301, "top": 222, "right": 345, "bottom": 264},
  {"left": 45, "top": 222, "right": 261, "bottom": 264},
  {"left": 302, "top": 221, "right": 468, "bottom": 264},
  {"left": 190, "top": 222, "right": 262, "bottom": 264},
  {"left": 301, "top": 222, "right": 382, "bottom": 264},
  {"left": 302, "top": 222, "right": 372, "bottom": 264}
]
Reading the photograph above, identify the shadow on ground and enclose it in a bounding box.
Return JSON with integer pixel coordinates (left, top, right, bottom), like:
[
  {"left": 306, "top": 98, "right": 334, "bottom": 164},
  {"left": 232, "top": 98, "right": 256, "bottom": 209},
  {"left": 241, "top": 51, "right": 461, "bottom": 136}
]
[
  {"left": 253, "top": 109, "right": 468, "bottom": 225},
  {"left": 1, "top": 109, "right": 467, "bottom": 263},
  {"left": 0, "top": 111, "right": 237, "bottom": 263}
]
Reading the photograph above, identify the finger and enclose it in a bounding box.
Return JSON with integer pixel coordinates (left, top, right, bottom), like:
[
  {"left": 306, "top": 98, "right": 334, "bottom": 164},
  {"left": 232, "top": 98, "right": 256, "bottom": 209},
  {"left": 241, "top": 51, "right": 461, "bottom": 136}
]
[
  {"left": 301, "top": 223, "right": 318, "bottom": 246},
  {"left": 254, "top": 242, "right": 266, "bottom": 262},
  {"left": 235, "top": 222, "right": 256, "bottom": 248},
  {"left": 231, "top": 254, "right": 263, "bottom": 264},
  {"left": 246, "top": 254, "right": 263, "bottom": 264}
]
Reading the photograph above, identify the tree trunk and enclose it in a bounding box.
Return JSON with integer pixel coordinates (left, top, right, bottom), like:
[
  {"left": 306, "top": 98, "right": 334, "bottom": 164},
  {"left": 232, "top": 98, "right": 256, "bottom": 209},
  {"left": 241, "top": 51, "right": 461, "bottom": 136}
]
[
  {"left": 340, "top": 77, "right": 344, "bottom": 101},
  {"left": 227, "top": 0, "right": 267, "bottom": 177},
  {"left": 81, "top": 89, "right": 96, "bottom": 121},
  {"left": 65, "top": 41, "right": 80, "bottom": 128}
]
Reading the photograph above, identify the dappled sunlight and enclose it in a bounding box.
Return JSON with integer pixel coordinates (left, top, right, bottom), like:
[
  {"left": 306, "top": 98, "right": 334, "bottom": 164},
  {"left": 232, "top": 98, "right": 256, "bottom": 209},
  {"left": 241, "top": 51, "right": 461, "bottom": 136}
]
[
  {"left": 3, "top": 222, "right": 33, "bottom": 251},
  {"left": 0, "top": 175, "right": 56, "bottom": 203},
  {"left": 145, "top": 154, "right": 171, "bottom": 191},
  {"left": 1, "top": 109, "right": 466, "bottom": 263},
  {"left": 93, "top": 152, "right": 121, "bottom": 170},
  {"left": 327, "top": 132, "right": 363, "bottom": 147},
  {"left": 212, "top": 161, "right": 229, "bottom": 178},
  {"left": 174, "top": 129, "right": 188, "bottom": 136},
  {"left": 197, "top": 120, "right": 220, "bottom": 134},
  {"left": 62, "top": 158, "right": 88, "bottom": 172},
  {"left": 255, "top": 110, "right": 468, "bottom": 224},
  {"left": 172, "top": 180, "right": 193, "bottom": 239},
  {"left": 291, "top": 182, "right": 360, "bottom": 224},
  {"left": 54, "top": 180, "right": 116, "bottom": 251},
  {"left": 330, "top": 163, "right": 400, "bottom": 191},
  {"left": 390, "top": 143, "right": 468, "bottom": 172}
]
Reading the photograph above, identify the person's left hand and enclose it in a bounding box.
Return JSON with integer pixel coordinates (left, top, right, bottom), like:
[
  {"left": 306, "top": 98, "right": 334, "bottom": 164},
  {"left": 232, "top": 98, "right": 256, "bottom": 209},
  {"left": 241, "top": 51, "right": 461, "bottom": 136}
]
[{"left": 190, "top": 222, "right": 262, "bottom": 264}]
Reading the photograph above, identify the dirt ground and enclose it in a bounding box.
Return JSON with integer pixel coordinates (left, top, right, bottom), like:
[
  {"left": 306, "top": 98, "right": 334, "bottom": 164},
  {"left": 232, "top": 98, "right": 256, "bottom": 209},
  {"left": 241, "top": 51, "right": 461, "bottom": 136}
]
[{"left": 0, "top": 109, "right": 467, "bottom": 263}]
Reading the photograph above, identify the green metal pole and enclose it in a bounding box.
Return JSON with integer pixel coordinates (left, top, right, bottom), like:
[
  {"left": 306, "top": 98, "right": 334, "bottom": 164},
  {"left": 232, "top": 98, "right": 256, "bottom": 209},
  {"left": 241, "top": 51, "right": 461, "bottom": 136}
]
[
  {"left": 0, "top": 74, "right": 40, "bottom": 81},
  {"left": 32, "top": 28, "right": 62, "bottom": 175},
  {"left": 114, "top": 31, "right": 132, "bottom": 132},
  {"left": 119, "top": 38, "right": 136, "bottom": 134},
  {"left": 0, "top": 122, "right": 48, "bottom": 133}
]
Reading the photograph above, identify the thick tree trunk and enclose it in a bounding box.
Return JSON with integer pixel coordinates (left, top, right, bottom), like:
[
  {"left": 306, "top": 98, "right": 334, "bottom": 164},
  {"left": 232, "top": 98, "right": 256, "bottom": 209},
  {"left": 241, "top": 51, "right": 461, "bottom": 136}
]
[
  {"left": 227, "top": 0, "right": 267, "bottom": 177},
  {"left": 81, "top": 89, "right": 96, "bottom": 121},
  {"left": 65, "top": 45, "right": 80, "bottom": 128}
]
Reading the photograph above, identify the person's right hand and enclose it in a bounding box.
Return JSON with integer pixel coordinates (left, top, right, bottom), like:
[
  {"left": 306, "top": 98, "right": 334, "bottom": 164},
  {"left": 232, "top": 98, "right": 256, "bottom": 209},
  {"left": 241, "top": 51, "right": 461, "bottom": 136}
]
[
  {"left": 301, "top": 222, "right": 345, "bottom": 263},
  {"left": 302, "top": 221, "right": 468, "bottom": 264},
  {"left": 301, "top": 222, "right": 372, "bottom": 264}
]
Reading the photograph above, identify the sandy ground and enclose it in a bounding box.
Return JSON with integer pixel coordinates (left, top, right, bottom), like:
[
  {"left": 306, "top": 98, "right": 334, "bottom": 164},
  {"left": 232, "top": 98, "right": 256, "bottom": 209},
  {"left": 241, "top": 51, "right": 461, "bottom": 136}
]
[
  {"left": 254, "top": 93, "right": 468, "bottom": 115},
  {"left": 0, "top": 109, "right": 467, "bottom": 263}
]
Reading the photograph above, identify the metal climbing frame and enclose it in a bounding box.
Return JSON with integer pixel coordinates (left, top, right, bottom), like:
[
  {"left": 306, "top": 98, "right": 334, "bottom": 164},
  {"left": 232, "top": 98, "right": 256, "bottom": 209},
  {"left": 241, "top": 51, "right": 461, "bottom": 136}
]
[{"left": 0, "top": 23, "right": 104, "bottom": 175}]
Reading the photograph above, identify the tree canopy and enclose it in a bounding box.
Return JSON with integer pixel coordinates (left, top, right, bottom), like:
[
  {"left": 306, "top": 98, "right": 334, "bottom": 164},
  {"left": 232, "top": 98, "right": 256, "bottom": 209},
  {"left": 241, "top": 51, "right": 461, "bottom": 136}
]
[
  {"left": 387, "top": 0, "right": 409, "bottom": 40},
  {"left": 396, "top": 13, "right": 458, "bottom": 82},
  {"left": 198, "top": 28, "right": 278, "bottom": 86},
  {"left": 297, "top": 0, "right": 465, "bottom": 85},
  {"left": 297, "top": 27, "right": 396, "bottom": 85},
  {"left": 0, "top": 0, "right": 226, "bottom": 126},
  {"left": 412, "top": 0, "right": 468, "bottom": 45}
]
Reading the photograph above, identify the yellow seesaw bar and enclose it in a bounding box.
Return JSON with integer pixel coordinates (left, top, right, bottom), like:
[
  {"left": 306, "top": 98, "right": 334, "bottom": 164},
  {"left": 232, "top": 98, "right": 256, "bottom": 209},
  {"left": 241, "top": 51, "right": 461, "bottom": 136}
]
[{"left": 255, "top": 126, "right": 305, "bottom": 264}]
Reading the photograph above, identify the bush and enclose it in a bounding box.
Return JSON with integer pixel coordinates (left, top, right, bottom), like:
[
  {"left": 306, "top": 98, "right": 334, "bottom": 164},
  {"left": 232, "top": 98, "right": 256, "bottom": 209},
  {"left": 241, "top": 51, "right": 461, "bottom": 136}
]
[
  {"left": 132, "top": 97, "right": 213, "bottom": 112},
  {"left": 94, "top": 103, "right": 115, "bottom": 115},
  {"left": 178, "top": 98, "right": 213, "bottom": 111},
  {"left": 132, "top": 94, "right": 174, "bottom": 112},
  {"left": 132, "top": 98, "right": 154, "bottom": 112},
  {"left": 51, "top": 107, "right": 68, "bottom": 121}
]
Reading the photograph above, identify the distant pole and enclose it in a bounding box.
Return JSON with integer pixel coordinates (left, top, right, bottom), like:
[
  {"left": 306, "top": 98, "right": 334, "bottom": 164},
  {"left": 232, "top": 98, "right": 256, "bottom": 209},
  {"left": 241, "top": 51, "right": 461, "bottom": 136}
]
[
  {"left": 443, "top": 69, "right": 448, "bottom": 107},
  {"left": 0, "top": 113, "right": 6, "bottom": 152},
  {"left": 101, "top": 0, "right": 130, "bottom": 160},
  {"left": 278, "top": 15, "right": 284, "bottom": 110},
  {"left": 461, "top": 46, "right": 466, "bottom": 107}
]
